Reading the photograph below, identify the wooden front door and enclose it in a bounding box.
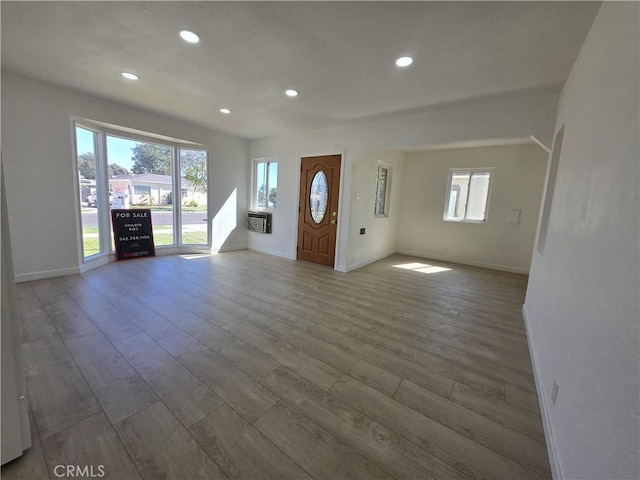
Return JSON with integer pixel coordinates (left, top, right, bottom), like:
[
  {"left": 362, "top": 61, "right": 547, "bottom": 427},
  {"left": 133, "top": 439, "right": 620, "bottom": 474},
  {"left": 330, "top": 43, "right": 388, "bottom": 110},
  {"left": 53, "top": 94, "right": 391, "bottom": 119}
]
[{"left": 297, "top": 155, "right": 341, "bottom": 267}]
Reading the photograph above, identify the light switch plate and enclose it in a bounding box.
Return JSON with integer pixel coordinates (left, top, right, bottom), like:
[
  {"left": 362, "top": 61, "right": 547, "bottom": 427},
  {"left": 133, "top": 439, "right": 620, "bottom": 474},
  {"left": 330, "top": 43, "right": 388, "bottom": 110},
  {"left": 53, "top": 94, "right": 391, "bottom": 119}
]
[{"left": 509, "top": 209, "right": 521, "bottom": 224}]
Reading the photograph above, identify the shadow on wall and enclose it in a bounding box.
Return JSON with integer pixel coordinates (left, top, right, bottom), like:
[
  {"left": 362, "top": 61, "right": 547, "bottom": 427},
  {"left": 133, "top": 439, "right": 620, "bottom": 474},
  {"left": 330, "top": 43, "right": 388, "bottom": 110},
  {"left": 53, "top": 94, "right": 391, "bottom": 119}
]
[{"left": 212, "top": 188, "right": 237, "bottom": 252}]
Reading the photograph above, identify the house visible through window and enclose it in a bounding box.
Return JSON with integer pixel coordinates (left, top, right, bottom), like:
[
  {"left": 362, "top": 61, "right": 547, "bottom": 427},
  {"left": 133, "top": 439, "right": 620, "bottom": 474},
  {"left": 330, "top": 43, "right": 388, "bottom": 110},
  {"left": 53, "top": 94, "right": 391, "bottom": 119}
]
[
  {"left": 444, "top": 169, "right": 492, "bottom": 222},
  {"left": 254, "top": 160, "right": 277, "bottom": 208},
  {"left": 74, "top": 121, "right": 209, "bottom": 261},
  {"left": 179, "top": 148, "right": 208, "bottom": 245},
  {"left": 374, "top": 164, "right": 391, "bottom": 216}
]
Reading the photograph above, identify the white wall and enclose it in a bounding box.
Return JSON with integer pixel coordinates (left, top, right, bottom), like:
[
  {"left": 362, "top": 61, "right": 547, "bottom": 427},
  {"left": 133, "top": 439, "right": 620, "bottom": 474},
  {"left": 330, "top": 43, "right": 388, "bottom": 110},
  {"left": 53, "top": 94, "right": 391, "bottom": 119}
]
[
  {"left": 1, "top": 72, "right": 249, "bottom": 280},
  {"left": 1, "top": 165, "right": 31, "bottom": 464},
  {"left": 397, "top": 143, "right": 547, "bottom": 274},
  {"left": 248, "top": 91, "right": 560, "bottom": 271},
  {"left": 524, "top": 3, "right": 639, "bottom": 479},
  {"left": 347, "top": 150, "right": 404, "bottom": 271},
  {"left": 246, "top": 152, "right": 309, "bottom": 261}
]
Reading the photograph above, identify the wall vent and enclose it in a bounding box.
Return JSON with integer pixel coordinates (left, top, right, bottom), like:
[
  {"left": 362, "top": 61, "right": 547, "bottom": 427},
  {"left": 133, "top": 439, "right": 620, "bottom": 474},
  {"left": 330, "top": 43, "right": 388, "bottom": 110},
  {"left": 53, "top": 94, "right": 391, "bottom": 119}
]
[{"left": 247, "top": 211, "right": 272, "bottom": 234}]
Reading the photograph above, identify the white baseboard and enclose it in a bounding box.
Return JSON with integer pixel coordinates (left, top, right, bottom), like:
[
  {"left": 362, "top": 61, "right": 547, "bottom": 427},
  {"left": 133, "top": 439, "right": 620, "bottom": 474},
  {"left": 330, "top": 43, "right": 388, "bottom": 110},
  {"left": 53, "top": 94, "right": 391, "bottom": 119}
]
[
  {"left": 522, "top": 304, "right": 562, "bottom": 480},
  {"left": 215, "top": 243, "right": 247, "bottom": 254},
  {"left": 247, "top": 245, "right": 295, "bottom": 260},
  {"left": 79, "top": 254, "right": 111, "bottom": 273},
  {"left": 15, "top": 266, "right": 80, "bottom": 283},
  {"left": 14, "top": 244, "right": 249, "bottom": 282},
  {"left": 396, "top": 249, "right": 530, "bottom": 275},
  {"left": 247, "top": 247, "right": 398, "bottom": 271},
  {"left": 344, "top": 249, "right": 398, "bottom": 272}
]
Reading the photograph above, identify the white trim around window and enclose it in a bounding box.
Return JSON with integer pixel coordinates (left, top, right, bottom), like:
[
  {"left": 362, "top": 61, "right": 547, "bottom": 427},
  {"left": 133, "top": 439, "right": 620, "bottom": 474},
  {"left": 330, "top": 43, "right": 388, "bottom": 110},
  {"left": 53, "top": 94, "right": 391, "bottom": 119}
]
[
  {"left": 443, "top": 168, "right": 494, "bottom": 223},
  {"left": 252, "top": 158, "right": 278, "bottom": 210},
  {"left": 374, "top": 162, "right": 392, "bottom": 217},
  {"left": 72, "top": 117, "right": 210, "bottom": 268}
]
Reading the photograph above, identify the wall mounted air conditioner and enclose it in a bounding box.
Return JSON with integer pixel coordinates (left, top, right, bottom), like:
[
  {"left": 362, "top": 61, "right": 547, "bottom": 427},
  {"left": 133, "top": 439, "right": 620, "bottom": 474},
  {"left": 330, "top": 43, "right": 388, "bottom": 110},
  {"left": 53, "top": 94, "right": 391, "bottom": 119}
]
[{"left": 247, "top": 211, "right": 272, "bottom": 234}]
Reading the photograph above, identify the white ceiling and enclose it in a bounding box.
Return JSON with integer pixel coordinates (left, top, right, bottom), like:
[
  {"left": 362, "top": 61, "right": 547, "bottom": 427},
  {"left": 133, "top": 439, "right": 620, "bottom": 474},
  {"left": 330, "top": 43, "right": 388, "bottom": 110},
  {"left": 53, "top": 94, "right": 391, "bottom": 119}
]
[{"left": 1, "top": 2, "right": 600, "bottom": 140}]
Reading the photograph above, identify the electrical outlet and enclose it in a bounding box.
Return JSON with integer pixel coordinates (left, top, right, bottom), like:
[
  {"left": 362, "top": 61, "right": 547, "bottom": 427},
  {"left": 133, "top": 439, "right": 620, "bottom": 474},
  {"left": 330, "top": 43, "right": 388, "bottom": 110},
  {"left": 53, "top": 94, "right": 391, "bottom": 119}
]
[
  {"left": 551, "top": 382, "right": 559, "bottom": 405},
  {"left": 360, "top": 228, "right": 366, "bottom": 235}
]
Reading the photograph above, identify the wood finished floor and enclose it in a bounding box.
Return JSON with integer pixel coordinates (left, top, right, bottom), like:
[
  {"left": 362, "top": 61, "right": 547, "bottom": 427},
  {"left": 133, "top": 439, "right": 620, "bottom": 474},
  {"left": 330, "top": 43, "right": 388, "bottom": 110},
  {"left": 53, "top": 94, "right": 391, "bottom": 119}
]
[{"left": 2, "top": 251, "right": 551, "bottom": 480}]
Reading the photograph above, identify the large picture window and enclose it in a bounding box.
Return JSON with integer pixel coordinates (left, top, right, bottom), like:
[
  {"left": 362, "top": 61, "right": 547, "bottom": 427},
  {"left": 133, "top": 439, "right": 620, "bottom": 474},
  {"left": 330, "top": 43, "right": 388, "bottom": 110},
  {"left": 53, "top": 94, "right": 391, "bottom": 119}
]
[
  {"left": 74, "top": 121, "right": 209, "bottom": 262},
  {"left": 443, "top": 169, "right": 492, "bottom": 222}
]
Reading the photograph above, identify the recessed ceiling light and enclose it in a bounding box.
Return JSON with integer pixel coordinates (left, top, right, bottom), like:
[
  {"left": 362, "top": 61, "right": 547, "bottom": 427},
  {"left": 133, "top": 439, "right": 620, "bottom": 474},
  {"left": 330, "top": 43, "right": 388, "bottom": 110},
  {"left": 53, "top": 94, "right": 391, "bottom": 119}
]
[
  {"left": 395, "top": 56, "right": 413, "bottom": 67},
  {"left": 180, "top": 30, "right": 200, "bottom": 44},
  {"left": 285, "top": 89, "right": 298, "bottom": 97},
  {"left": 121, "top": 72, "right": 139, "bottom": 80},
  {"left": 220, "top": 108, "right": 231, "bottom": 114}
]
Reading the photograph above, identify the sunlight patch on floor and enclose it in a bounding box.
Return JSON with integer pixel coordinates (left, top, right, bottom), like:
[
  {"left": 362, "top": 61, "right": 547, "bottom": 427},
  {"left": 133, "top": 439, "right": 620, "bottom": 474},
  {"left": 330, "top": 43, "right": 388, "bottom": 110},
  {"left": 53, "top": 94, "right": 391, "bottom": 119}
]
[
  {"left": 179, "top": 254, "right": 212, "bottom": 260},
  {"left": 393, "top": 262, "right": 451, "bottom": 274}
]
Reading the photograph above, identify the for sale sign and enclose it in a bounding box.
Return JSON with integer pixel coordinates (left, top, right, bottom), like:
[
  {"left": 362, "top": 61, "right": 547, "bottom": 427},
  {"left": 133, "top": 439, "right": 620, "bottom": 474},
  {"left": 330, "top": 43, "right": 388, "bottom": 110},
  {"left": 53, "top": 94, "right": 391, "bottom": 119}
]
[{"left": 111, "top": 209, "right": 155, "bottom": 261}]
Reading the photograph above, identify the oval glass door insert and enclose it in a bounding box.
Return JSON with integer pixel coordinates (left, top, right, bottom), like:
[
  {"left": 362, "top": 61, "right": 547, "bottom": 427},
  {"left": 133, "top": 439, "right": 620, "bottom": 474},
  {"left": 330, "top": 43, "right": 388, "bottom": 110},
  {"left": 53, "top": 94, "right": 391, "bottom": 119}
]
[{"left": 310, "top": 171, "right": 328, "bottom": 224}]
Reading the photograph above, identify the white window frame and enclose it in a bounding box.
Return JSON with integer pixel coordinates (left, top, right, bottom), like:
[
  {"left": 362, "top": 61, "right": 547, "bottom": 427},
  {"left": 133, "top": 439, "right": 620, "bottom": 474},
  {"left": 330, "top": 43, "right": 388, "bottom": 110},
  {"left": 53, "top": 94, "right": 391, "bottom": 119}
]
[
  {"left": 72, "top": 118, "right": 210, "bottom": 266},
  {"left": 374, "top": 162, "right": 392, "bottom": 217},
  {"left": 252, "top": 158, "right": 278, "bottom": 210},
  {"left": 73, "top": 123, "right": 110, "bottom": 261},
  {"left": 443, "top": 168, "right": 494, "bottom": 223},
  {"left": 178, "top": 147, "right": 209, "bottom": 246}
]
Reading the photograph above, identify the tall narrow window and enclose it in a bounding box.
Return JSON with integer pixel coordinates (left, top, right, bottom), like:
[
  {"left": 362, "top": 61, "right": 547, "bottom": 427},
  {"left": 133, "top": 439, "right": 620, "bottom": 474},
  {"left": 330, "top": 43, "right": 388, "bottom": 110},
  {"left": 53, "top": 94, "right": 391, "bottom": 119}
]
[
  {"left": 374, "top": 164, "right": 391, "bottom": 216},
  {"left": 254, "top": 160, "right": 277, "bottom": 209},
  {"left": 443, "top": 170, "right": 492, "bottom": 222},
  {"left": 75, "top": 126, "right": 103, "bottom": 259},
  {"left": 179, "top": 148, "right": 208, "bottom": 245}
]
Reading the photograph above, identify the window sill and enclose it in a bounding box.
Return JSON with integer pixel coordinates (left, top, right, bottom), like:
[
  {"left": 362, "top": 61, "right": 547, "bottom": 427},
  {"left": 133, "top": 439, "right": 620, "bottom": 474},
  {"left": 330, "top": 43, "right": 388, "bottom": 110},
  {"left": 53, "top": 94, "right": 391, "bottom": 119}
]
[
  {"left": 252, "top": 207, "right": 276, "bottom": 212},
  {"left": 443, "top": 218, "right": 487, "bottom": 224}
]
